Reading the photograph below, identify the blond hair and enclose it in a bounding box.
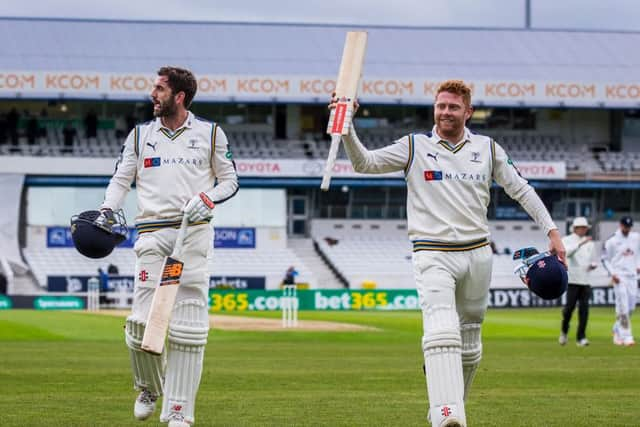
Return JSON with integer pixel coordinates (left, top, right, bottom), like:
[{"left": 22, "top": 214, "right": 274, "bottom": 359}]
[{"left": 435, "top": 80, "right": 472, "bottom": 107}]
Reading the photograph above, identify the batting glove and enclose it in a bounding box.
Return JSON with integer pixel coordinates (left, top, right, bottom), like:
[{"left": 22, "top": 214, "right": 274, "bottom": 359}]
[
  {"left": 183, "top": 192, "right": 215, "bottom": 222},
  {"left": 96, "top": 208, "right": 116, "bottom": 230}
]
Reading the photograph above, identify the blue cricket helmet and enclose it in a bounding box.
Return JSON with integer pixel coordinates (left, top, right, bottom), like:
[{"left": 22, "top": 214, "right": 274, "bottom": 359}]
[
  {"left": 70, "top": 210, "right": 128, "bottom": 259},
  {"left": 514, "top": 248, "right": 568, "bottom": 300}
]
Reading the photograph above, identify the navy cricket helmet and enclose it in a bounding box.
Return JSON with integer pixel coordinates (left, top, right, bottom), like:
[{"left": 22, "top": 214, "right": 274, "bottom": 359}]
[
  {"left": 70, "top": 209, "right": 128, "bottom": 259},
  {"left": 513, "top": 247, "right": 568, "bottom": 300}
]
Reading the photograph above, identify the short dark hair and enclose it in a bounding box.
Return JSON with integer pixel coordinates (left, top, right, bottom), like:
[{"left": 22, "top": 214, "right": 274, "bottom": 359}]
[{"left": 157, "top": 66, "right": 197, "bottom": 108}]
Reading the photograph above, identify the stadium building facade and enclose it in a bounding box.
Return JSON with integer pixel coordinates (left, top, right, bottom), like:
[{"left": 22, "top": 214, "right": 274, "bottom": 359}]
[{"left": 1, "top": 17, "right": 640, "bottom": 295}]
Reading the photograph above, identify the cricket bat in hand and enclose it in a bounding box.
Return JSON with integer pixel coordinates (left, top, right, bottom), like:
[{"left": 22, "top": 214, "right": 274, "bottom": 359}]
[
  {"left": 141, "top": 215, "right": 189, "bottom": 355},
  {"left": 321, "top": 31, "right": 368, "bottom": 191}
]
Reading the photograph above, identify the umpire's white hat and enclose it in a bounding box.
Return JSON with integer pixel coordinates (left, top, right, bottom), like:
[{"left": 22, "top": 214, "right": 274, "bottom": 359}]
[{"left": 570, "top": 216, "right": 590, "bottom": 231}]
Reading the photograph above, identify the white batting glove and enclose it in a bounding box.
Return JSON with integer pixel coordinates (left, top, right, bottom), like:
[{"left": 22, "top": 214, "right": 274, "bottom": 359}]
[{"left": 183, "top": 192, "right": 215, "bottom": 222}]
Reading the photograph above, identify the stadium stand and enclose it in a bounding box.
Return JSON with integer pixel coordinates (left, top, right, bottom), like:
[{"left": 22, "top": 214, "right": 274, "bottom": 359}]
[
  {"left": 1, "top": 121, "right": 624, "bottom": 176},
  {"left": 23, "top": 227, "right": 317, "bottom": 290},
  {"left": 311, "top": 219, "right": 613, "bottom": 289}
]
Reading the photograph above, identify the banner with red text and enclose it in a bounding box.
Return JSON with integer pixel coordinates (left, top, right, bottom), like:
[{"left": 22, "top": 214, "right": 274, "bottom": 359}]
[{"left": 0, "top": 156, "right": 565, "bottom": 180}]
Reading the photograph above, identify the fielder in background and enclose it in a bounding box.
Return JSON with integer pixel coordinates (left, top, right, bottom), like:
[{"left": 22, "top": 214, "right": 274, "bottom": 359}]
[
  {"left": 100, "top": 66, "right": 238, "bottom": 426},
  {"left": 559, "top": 217, "right": 597, "bottom": 347},
  {"left": 330, "top": 80, "right": 566, "bottom": 427},
  {"left": 602, "top": 216, "right": 639, "bottom": 346}
]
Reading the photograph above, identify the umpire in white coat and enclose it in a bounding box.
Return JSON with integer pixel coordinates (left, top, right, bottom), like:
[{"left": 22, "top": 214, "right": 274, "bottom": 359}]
[{"left": 559, "top": 217, "right": 596, "bottom": 346}]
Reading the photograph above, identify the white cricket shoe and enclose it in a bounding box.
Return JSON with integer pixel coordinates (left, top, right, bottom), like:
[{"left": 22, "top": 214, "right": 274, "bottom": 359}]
[
  {"left": 558, "top": 333, "right": 568, "bottom": 346},
  {"left": 168, "top": 412, "right": 190, "bottom": 427},
  {"left": 613, "top": 326, "right": 624, "bottom": 346},
  {"left": 440, "top": 418, "right": 464, "bottom": 427},
  {"left": 623, "top": 336, "right": 636, "bottom": 347},
  {"left": 134, "top": 389, "right": 158, "bottom": 421},
  {"left": 577, "top": 338, "right": 589, "bottom": 347}
]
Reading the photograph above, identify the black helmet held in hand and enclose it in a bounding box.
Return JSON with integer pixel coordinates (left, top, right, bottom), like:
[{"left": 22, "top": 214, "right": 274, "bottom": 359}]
[
  {"left": 513, "top": 247, "right": 568, "bottom": 300},
  {"left": 70, "top": 209, "right": 128, "bottom": 259}
]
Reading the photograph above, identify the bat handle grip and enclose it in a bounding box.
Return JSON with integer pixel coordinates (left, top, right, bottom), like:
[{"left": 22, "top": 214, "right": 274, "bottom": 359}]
[
  {"left": 172, "top": 215, "right": 189, "bottom": 257},
  {"left": 321, "top": 134, "right": 342, "bottom": 191}
]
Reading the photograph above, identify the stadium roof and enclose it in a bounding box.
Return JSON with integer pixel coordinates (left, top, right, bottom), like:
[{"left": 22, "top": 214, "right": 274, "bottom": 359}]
[{"left": 1, "top": 17, "right": 640, "bottom": 107}]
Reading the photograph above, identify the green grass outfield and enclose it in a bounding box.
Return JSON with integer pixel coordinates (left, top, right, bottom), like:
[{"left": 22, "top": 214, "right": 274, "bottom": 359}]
[{"left": 0, "top": 307, "right": 638, "bottom": 426}]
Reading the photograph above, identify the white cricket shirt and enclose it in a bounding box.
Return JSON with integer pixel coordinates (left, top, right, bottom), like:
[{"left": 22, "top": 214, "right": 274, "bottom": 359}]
[
  {"left": 562, "top": 233, "right": 595, "bottom": 285},
  {"left": 342, "top": 125, "right": 556, "bottom": 250},
  {"left": 602, "top": 230, "right": 640, "bottom": 278},
  {"left": 101, "top": 111, "right": 238, "bottom": 226}
]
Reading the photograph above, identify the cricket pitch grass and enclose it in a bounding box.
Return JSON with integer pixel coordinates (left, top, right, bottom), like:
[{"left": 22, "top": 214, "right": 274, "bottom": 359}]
[{"left": 0, "top": 307, "right": 638, "bottom": 426}]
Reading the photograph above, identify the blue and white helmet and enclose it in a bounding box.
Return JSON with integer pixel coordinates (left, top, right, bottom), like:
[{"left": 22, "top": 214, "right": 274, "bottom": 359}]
[{"left": 513, "top": 247, "right": 568, "bottom": 300}]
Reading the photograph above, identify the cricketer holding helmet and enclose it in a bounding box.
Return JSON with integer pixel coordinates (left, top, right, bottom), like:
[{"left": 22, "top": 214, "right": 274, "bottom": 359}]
[
  {"left": 330, "top": 80, "right": 566, "bottom": 427},
  {"left": 100, "top": 66, "right": 238, "bottom": 426}
]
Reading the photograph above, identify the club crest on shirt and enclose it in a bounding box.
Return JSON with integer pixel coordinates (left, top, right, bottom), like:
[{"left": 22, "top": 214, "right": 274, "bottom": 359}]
[
  {"left": 188, "top": 139, "right": 199, "bottom": 149},
  {"left": 470, "top": 151, "right": 481, "bottom": 163}
]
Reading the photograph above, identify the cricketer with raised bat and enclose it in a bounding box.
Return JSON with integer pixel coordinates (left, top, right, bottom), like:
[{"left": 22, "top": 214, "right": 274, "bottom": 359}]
[
  {"left": 329, "top": 80, "right": 566, "bottom": 427},
  {"left": 99, "top": 66, "right": 238, "bottom": 426}
]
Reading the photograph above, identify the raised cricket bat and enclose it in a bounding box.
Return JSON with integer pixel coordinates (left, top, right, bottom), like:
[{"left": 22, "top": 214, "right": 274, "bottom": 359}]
[
  {"left": 141, "top": 215, "right": 189, "bottom": 355},
  {"left": 320, "top": 31, "right": 368, "bottom": 191}
]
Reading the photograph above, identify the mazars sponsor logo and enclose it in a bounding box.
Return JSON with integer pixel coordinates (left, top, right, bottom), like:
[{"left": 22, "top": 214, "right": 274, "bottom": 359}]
[
  {"left": 162, "top": 157, "right": 205, "bottom": 166},
  {"left": 424, "top": 170, "right": 488, "bottom": 182}
]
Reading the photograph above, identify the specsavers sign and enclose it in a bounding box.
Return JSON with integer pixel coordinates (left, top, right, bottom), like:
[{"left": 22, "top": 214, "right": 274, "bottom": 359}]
[
  {"left": 0, "top": 295, "right": 12, "bottom": 309},
  {"left": 1, "top": 71, "right": 639, "bottom": 108}
]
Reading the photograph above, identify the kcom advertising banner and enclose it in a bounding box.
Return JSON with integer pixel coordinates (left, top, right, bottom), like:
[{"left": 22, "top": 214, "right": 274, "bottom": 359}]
[{"left": 2, "top": 71, "right": 640, "bottom": 107}]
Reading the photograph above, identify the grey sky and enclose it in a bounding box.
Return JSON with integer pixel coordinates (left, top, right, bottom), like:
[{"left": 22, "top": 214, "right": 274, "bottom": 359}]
[{"left": 0, "top": 0, "right": 638, "bottom": 31}]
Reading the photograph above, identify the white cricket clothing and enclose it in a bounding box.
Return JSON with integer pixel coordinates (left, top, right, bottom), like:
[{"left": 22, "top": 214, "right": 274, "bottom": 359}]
[
  {"left": 134, "top": 224, "right": 212, "bottom": 289},
  {"left": 343, "top": 124, "right": 556, "bottom": 425},
  {"left": 603, "top": 230, "right": 640, "bottom": 342},
  {"left": 613, "top": 276, "right": 637, "bottom": 318},
  {"left": 562, "top": 233, "right": 595, "bottom": 285},
  {"left": 602, "top": 230, "right": 640, "bottom": 279},
  {"left": 160, "top": 298, "right": 209, "bottom": 425},
  {"left": 342, "top": 125, "right": 557, "bottom": 247},
  {"left": 101, "top": 111, "right": 238, "bottom": 225}
]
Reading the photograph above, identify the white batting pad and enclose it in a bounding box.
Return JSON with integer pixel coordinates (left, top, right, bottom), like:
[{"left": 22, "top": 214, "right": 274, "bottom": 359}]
[
  {"left": 160, "top": 299, "right": 209, "bottom": 424},
  {"left": 125, "top": 316, "right": 165, "bottom": 395},
  {"left": 460, "top": 323, "right": 482, "bottom": 402},
  {"left": 422, "top": 304, "right": 466, "bottom": 427}
]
